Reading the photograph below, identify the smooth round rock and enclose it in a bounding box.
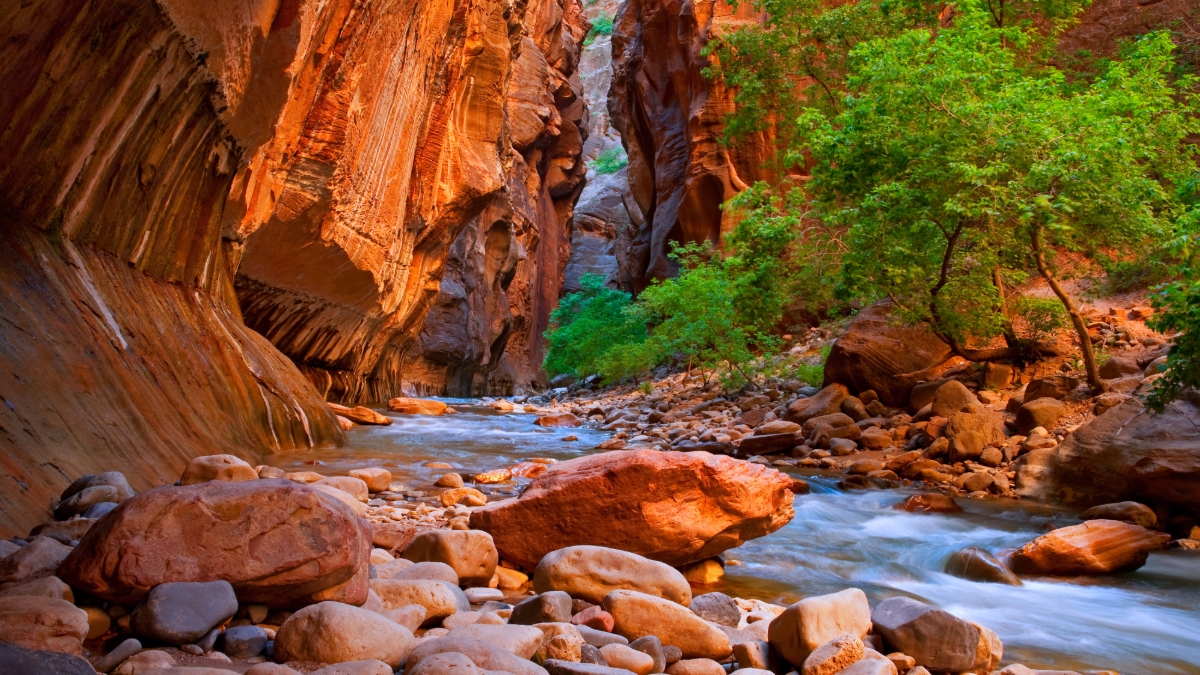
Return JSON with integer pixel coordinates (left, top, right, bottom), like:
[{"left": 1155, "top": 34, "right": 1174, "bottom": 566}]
[
  {"left": 369, "top": 579, "right": 469, "bottom": 624},
  {"left": 114, "top": 650, "right": 174, "bottom": 675},
  {"left": 314, "top": 476, "right": 370, "bottom": 502},
  {"left": 402, "top": 531, "right": 498, "bottom": 586},
  {"left": 349, "top": 468, "right": 393, "bottom": 493},
  {"left": 130, "top": 581, "right": 238, "bottom": 645},
  {"left": 465, "top": 588, "right": 505, "bottom": 604},
  {"left": 666, "top": 660, "right": 724, "bottom": 675},
  {"left": 601, "top": 644, "right": 654, "bottom": 675},
  {"left": 0, "top": 596, "right": 89, "bottom": 655},
  {"left": 180, "top": 455, "right": 258, "bottom": 485},
  {"left": 602, "top": 590, "right": 731, "bottom": 660},
  {"left": 688, "top": 593, "right": 739, "bottom": 628},
  {"left": 274, "top": 601, "right": 417, "bottom": 667},
  {"left": 222, "top": 625, "right": 270, "bottom": 658},
  {"left": 534, "top": 546, "right": 691, "bottom": 606}
]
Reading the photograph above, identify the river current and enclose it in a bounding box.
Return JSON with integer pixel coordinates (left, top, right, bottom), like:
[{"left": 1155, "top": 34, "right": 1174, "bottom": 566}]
[{"left": 266, "top": 402, "right": 1200, "bottom": 675}]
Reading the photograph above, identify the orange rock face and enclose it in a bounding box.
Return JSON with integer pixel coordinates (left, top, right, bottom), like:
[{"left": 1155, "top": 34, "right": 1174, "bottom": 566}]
[
  {"left": 469, "top": 449, "right": 795, "bottom": 569},
  {"left": 1011, "top": 519, "right": 1170, "bottom": 576},
  {"left": 58, "top": 479, "right": 372, "bottom": 607},
  {"left": 387, "top": 398, "right": 449, "bottom": 416}
]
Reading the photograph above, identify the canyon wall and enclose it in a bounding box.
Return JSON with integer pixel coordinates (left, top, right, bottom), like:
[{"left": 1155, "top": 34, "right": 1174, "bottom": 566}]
[{"left": 0, "top": 0, "right": 587, "bottom": 534}]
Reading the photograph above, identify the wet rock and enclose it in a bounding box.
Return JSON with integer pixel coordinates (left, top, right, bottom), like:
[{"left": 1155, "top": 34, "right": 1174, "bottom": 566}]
[
  {"left": 179, "top": 455, "right": 258, "bottom": 485},
  {"left": 274, "top": 601, "right": 417, "bottom": 667},
  {"left": 370, "top": 579, "right": 468, "bottom": 623},
  {"left": 603, "top": 590, "right": 732, "bottom": 660},
  {"left": 1011, "top": 520, "right": 1169, "bottom": 575},
  {"left": 0, "top": 576, "right": 74, "bottom": 602},
  {"left": 130, "top": 580, "right": 237, "bottom": 645},
  {"left": 388, "top": 398, "right": 449, "bottom": 416},
  {"left": 512, "top": 591, "right": 574, "bottom": 625},
  {"left": 0, "top": 537, "right": 72, "bottom": 585},
  {"left": 536, "top": 414, "right": 583, "bottom": 428},
  {"left": 331, "top": 404, "right": 393, "bottom": 426},
  {"left": 436, "top": 473, "right": 465, "bottom": 488},
  {"left": 666, "top": 660, "right": 724, "bottom": 675},
  {"left": 60, "top": 480, "right": 371, "bottom": 608},
  {"left": 688, "top": 592, "right": 739, "bottom": 628},
  {"left": 314, "top": 476, "right": 370, "bottom": 502},
  {"left": 1080, "top": 502, "right": 1157, "bottom": 529},
  {"left": 447, "top": 624, "right": 546, "bottom": 659},
  {"left": 471, "top": 450, "right": 794, "bottom": 569},
  {"left": 221, "top": 625, "right": 269, "bottom": 658},
  {"left": 403, "top": 531, "right": 497, "bottom": 587},
  {"left": 943, "top": 548, "right": 1022, "bottom": 585},
  {"left": 767, "top": 588, "right": 872, "bottom": 666},
  {"left": 0, "top": 639, "right": 95, "bottom": 675},
  {"left": 534, "top": 546, "right": 691, "bottom": 606},
  {"left": 0, "top": 597, "right": 88, "bottom": 655},
  {"left": 441, "top": 488, "right": 488, "bottom": 508},
  {"left": 785, "top": 385, "right": 850, "bottom": 425},
  {"left": 801, "top": 635, "right": 863, "bottom": 675},
  {"left": 870, "top": 597, "right": 983, "bottom": 672},
  {"left": 404, "top": 637, "right": 549, "bottom": 675},
  {"left": 1016, "top": 399, "right": 1066, "bottom": 435},
  {"left": 893, "top": 494, "right": 961, "bottom": 513},
  {"left": 349, "top": 468, "right": 393, "bottom": 492}
]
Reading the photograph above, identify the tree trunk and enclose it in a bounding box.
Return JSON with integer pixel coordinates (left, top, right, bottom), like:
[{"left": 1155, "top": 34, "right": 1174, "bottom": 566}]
[
  {"left": 1030, "top": 227, "right": 1108, "bottom": 393},
  {"left": 992, "top": 266, "right": 1020, "bottom": 348}
]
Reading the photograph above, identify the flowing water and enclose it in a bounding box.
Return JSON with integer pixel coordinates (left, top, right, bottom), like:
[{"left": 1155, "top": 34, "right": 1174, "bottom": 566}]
[{"left": 267, "top": 403, "right": 1200, "bottom": 675}]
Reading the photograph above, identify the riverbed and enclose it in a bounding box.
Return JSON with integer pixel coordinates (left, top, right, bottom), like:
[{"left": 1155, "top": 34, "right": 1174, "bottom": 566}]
[{"left": 267, "top": 403, "right": 1200, "bottom": 675}]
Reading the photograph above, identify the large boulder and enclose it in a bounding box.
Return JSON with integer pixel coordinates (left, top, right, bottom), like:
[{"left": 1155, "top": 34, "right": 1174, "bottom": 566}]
[
  {"left": 1010, "top": 519, "right": 1169, "bottom": 575},
  {"left": 870, "top": 597, "right": 992, "bottom": 673},
  {"left": 821, "top": 300, "right": 953, "bottom": 407},
  {"left": 767, "top": 589, "right": 871, "bottom": 666},
  {"left": 602, "top": 590, "right": 732, "bottom": 660},
  {"left": 274, "top": 601, "right": 417, "bottom": 667},
  {"left": 784, "top": 385, "right": 849, "bottom": 425},
  {"left": 534, "top": 546, "right": 691, "bottom": 606},
  {"left": 469, "top": 451, "right": 794, "bottom": 569},
  {"left": 388, "top": 398, "right": 448, "bottom": 416},
  {"left": 58, "top": 479, "right": 371, "bottom": 607},
  {"left": 1014, "top": 394, "right": 1200, "bottom": 510},
  {"left": 0, "top": 597, "right": 89, "bottom": 655},
  {"left": 0, "top": 537, "right": 72, "bottom": 585},
  {"left": 402, "top": 531, "right": 498, "bottom": 587},
  {"left": 1015, "top": 399, "right": 1065, "bottom": 435}
]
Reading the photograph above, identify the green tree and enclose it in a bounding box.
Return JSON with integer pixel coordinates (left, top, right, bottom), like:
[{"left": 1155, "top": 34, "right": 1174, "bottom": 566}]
[
  {"left": 543, "top": 274, "right": 648, "bottom": 381},
  {"left": 1147, "top": 209, "right": 1200, "bottom": 412}
]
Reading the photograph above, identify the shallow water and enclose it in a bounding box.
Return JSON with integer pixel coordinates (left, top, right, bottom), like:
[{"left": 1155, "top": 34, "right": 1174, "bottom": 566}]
[{"left": 268, "top": 403, "right": 1200, "bottom": 675}]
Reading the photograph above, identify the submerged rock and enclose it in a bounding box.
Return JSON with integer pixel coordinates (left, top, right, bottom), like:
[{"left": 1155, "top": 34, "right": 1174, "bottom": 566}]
[
  {"left": 470, "top": 450, "right": 794, "bottom": 569},
  {"left": 871, "top": 597, "right": 993, "bottom": 672},
  {"left": 943, "top": 548, "right": 1022, "bottom": 586},
  {"left": 388, "top": 398, "right": 449, "bottom": 416}
]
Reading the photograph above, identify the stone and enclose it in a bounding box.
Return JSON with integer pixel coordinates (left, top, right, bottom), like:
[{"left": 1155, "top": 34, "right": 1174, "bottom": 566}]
[
  {"left": 404, "top": 637, "right": 549, "bottom": 675},
  {"left": 978, "top": 446, "right": 1004, "bottom": 467},
  {"left": 785, "top": 385, "right": 850, "bottom": 425},
  {"left": 437, "top": 474, "right": 466, "bottom": 488},
  {"left": 314, "top": 476, "right": 370, "bottom": 502},
  {"left": 847, "top": 459, "right": 884, "bottom": 475},
  {"left": 1016, "top": 399, "right": 1066, "bottom": 436},
  {"left": 221, "top": 625, "right": 269, "bottom": 658},
  {"left": 602, "top": 590, "right": 732, "bottom": 660},
  {"left": 388, "top": 398, "right": 449, "bottom": 416},
  {"left": 738, "top": 434, "right": 799, "bottom": 456},
  {"left": 59, "top": 480, "right": 372, "bottom": 608},
  {"left": 371, "top": 548, "right": 395, "bottom": 565},
  {"left": 1011, "top": 520, "right": 1169, "bottom": 575},
  {"left": 55, "top": 486, "right": 120, "bottom": 521},
  {"left": 465, "top": 588, "right": 505, "bottom": 604},
  {"left": 870, "top": 597, "right": 983, "bottom": 672},
  {"left": 688, "top": 593, "right": 739, "bottom": 628},
  {"left": 666, "top": 660, "right": 724, "bottom": 675},
  {"left": 31, "top": 519, "right": 97, "bottom": 543},
  {"left": 93, "top": 638, "right": 142, "bottom": 673},
  {"left": 0, "top": 596, "right": 88, "bottom": 655},
  {"left": 274, "top": 601, "right": 417, "bottom": 667},
  {"left": 471, "top": 451, "right": 794, "bottom": 569},
  {"left": 512, "top": 591, "right": 574, "bottom": 625},
  {"left": 370, "top": 579, "right": 468, "bottom": 623},
  {"left": 130, "top": 581, "right": 238, "bottom": 645},
  {"left": 858, "top": 428, "right": 893, "bottom": 450},
  {"left": 330, "top": 404, "right": 393, "bottom": 426},
  {"left": 536, "top": 414, "right": 583, "bottom": 428},
  {"left": 382, "top": 605, "right": 427, "bottom": 632},
  {"left": 442, "top": 488, "right": 488, "bottom": 508},
  {"left": 678, "top": 559, "right": 724, "bottom": 586},
  {"left": 821, "top": 301, "right": 953, "bottom": 407},
  {"left": 968, "top": 622, "right": 1003, "bottom": 674},
  {"left": 373, "top": 522, "right": 421, "bottom": 553},
  {"left": 931, "top": 381, "right": 978, "bottom": 418},
  {"left": 375, "top": 559, "right": 416, "bottom": 579},
  {"left": 1080, "top": 502, "right": 1157, "bottom": 528},
  {"left": 535, "top": 623, "right": 587, "bottom": 662},
  {"left": 757, "top": 420, "right": 802, "bottom": 435},
  {"left": 0, "top": 537, "right": 72, "bottom": 585},
  {"left": 113, "top": 650, "right": 175, "bottom": 675},
  {"left": 407, "top": 652, "right": 487, "bottom": 675},
  {"left": 349, "top": 468, "right": 393, "bottom": 492},
  {"left": 1099, "top": 356, "right": 1141, "bottom": 379},
  {"left": 442, "top": 610, "right": 481, "bottom": 629},
  {"left": 801, "top": 635, "right": 863, "bottom": 675},
  {"left": 943, "top": 548, "right": 1022, "bottom": 585},
  {"left": 960, "top": 472, "right": 995, "bottom": 493},
  {"left": 447, "top": 624, "right": 547, "bottom": 659},
  {"left": 534, "top": 546, "right": 691, "bottom": 606},
  {"left": 494, "top": 566, "right": 529, "bottom": 590},
  {"left": 766, "top": 588, "right": 871, "bottom": 666},
  {"left": 836, "top": 661, "right": 895, "bottom": 675},
  {"left": 179, "top": 455, "right": 258, "bottom": 485},
  {"left": 544, "top": 661, "right": 637, "bottom": 675},
  {"left": 1024, "top": 376, "right": 1078, "bottom": 401},
  {"left": 313, "top": 485, "right": 367, "bottom": 516},
  {"left": 82, "top": 503, "right": 120, "bottom": 520},
  {"left": 601, "top": 644, "right": 654, "bottom": 675},
  {"left": 948, "top": 431, "right": 985, "bottom": 464},
  {"left": 577, "top": 624, "right": 630, "bottom": 647},
  {"left": 732, "top": 640, "right": 773, "bottom": 671},
  {"left": 311, "top": 661, "right": 393, "bottom": 675},
  {"left": 0, "top": 576, "right": 74, "bottom": 602},
  {"left": 0, "top": 639, "right": 96, "bottom": 675},
  {"left": 628, "top": 635, "right": 666, "bottom": 674},
  {"left": 246, "top": 665, "right": 303, "bottom": 675},
  {"left": 841, "top": 398, "right": 870, "bottom": 422},
  {"left": 572, "top": 605, "right": 615, "bottom": 632},
  {"left": 828, "top": 438, "right": 858, "bottom": 456},
  {"left": 82, "top": 605, "right": 111, "bottom": 640},
  {"left": 403, "top": 531, "right": 498, "bottom": 587},
  {"left": 1093, "top": 392, "right": 1131, "bottom": 416}
]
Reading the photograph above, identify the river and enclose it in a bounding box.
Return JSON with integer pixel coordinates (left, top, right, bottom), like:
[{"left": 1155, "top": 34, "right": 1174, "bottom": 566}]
[{"left": 266, "top": 402, "right": 1200, "bottom": 675}]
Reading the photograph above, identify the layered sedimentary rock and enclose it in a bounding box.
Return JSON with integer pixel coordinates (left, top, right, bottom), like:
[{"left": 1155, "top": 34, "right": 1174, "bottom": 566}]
[
  {"left": 400, "top": 4, "right": 591, "bottom": 396},
  {"left": 0, "top": 0, "right": 344, "bottom": 537},
  {"left": 608, "top": 0, "right": 780, "bottom": 290}
]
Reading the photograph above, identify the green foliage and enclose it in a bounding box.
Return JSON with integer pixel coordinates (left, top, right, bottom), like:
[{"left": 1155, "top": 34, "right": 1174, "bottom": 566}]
[
  {"left": 1013, "top": 296, "right": 1067, "bottom": 342},
  {"left": 542, "top": 274, "right": 649, "bottom": 381},
  {"left": 584, "top": 15, "right": 614, "bottom": 46},
  {"left": 1147, "top": 212, "right": 1200, "bottom": 412},
  {"left": 794, "top": 345, "right": 831, "bottom": 388},
  {"left": 638, "top": 381, "right": 654, "bottom": 395},
  {"left": 589, "top": 148, "right": 628, "bottom": 175}
]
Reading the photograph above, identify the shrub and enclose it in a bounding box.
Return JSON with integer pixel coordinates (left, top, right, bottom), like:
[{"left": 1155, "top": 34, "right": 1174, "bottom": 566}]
[{"left": 589, "top": 148, "right": 627, "bottom": 175}]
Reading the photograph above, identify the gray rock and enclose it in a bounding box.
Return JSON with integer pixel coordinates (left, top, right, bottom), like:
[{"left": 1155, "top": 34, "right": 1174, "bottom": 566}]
[
  {"left": 662, "top": 646, "right": 682, "bottom": 666},
  {"left": 221, "top": 625, "right": 270, "bottom": 658},
  {"left": 870, "top": 597, "right": 980, "bottom": 672},
  {"left": 130, "top": 581, "right": 238, "bottom": 645},
  {"left": 81, "top": 502, "right": 119, "bottom": 520},
  {"left": 544, "top": 660, "right": 637, "bottom": 675},
  {"left": 580, "top": 644, "right": 606, "bottom": 665},
  {"left": 943, "top": 548, "right": 1022, "bottom": 586},
  {"left": 480, "top": 601, "right": 512, "bottom": 612},
  {"left": 0, "top": 640, "right": 95, "bottom": 675},
  {"left": 689, "top": 593, "right": 740, "bottom": 628},
  {"left": 575, "top": 625, "right": 629, "bottom": 648},
  {"left": 196, "top": 628, "right": 220, "bottom": 652},
  {"left": 510, "top": 591, "right": 573, "bottom": 625},
  {"left": 93, "top": 638, "right": 141, "bottom": 673},
  {"left": 628, "top": 636, "right": 665, "bottom": 673}
]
